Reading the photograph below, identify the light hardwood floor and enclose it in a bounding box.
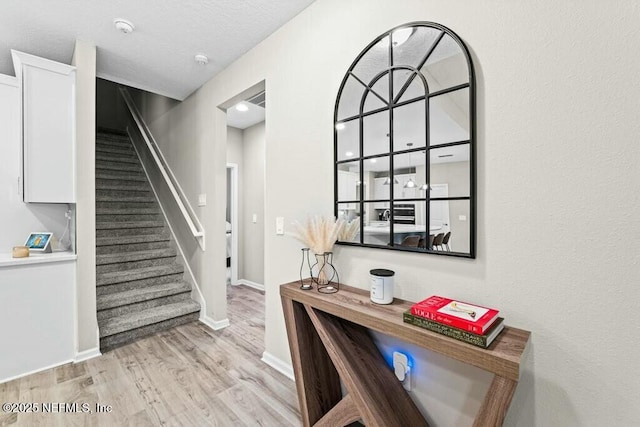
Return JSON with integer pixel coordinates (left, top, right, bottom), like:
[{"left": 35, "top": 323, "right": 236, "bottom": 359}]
[{"left": 0, "top": 285, "right": 301, "bottom": 426}]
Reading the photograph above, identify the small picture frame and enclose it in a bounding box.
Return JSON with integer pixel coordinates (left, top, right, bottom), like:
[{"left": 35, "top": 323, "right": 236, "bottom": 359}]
[{"left": 25, "top": 232, "right": 53, "bottom": 253}]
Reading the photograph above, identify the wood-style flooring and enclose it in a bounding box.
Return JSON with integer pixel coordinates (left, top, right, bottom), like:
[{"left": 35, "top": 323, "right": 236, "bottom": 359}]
[{"left": 0, "top": 285, "right": 301, "bottom": 426}]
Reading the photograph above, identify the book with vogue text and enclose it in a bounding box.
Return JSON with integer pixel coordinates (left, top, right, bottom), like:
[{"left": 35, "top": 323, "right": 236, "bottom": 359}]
[
  {"left": 410, "top": 295, "right": 499, "bottom": 334},
  {"left": 403, "top": 311, "right": 505, "bottom": 348}
]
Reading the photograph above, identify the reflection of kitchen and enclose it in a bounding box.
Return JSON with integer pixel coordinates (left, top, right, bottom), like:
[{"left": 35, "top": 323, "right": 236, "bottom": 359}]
[{"left": 337, "top": 146, "right": 470, "bottom": 252}]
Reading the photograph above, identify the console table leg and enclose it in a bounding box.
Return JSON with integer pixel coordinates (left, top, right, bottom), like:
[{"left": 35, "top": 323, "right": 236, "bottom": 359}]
[
  {"left": 473, "top": 375, "right": 517, "bottom": 427},
  {"left": 281, "top": 296, "right": 342, "bottom": 427}
]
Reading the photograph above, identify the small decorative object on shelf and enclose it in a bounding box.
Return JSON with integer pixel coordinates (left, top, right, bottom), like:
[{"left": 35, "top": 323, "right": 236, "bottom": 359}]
[
  {"left": 311, "top": 252, "right": 339, "bottom": 293},
  {"left": 299, "top": 248, "right": 313, "bottom": 290},
  {"left": 291, "top": 215, "right": 348, "bottom": 293},
  {"left": 12, "top": 246, "right": 29, "bottom": 258}
]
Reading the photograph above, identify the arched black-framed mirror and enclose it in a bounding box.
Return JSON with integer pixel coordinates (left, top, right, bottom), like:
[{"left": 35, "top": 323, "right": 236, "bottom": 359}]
[{"left": 334, "top": 22, "right": 476, "bottom": 258}]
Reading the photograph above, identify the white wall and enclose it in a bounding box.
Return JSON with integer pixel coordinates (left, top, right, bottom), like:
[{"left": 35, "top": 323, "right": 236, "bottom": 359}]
[
  {"left": 226, "top": 122, "right": 266, "bottom": 285},
  {"left": 134, "top": 0, "right": 640, "bottom": 425},
  {"left": 241, "top": 122, "right": 265, "bottom": 285},
  {"left": 71, "top": 40, "right": 99, "bottom": 355},
  {"left": 227, "top": 126, "right": 245, "bottom": 279}
]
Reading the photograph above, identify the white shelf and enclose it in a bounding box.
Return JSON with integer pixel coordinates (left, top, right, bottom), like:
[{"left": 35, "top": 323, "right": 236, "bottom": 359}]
[{"left": 0, "top": 251, "right": 77, "bottom": 268}]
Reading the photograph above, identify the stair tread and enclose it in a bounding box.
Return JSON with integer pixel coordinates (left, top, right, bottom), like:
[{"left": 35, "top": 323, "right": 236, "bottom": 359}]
[
  {"left": 96, "top": 221, "right": 164, "bottom": 230},
  {"left": 97, "top": 281, "right": 191, "bottom": 311},
  {"left": 97, "top": 248, "right": 176, "bottom": 265},
  {"left": 96, "top": 172, "right": 146, "bottom": 182},
  {"left": 96, "top": 208, "right": 161, "bottom": 215},
  {"left": 97, "top": 263, "right": 184, "bottom": 286},
  {"left": 96, "top": 182, "right": 150, "bottom": 191},
  {"left": 99, "top": 300, "right": 200, "bottom": 338},
  {"left": 95, "top": 153, "right": 139, "bottom": 164},
  {"left": 96, "top": 195, "right": 156, "bottom": 202},
  {"left": 97, "top": 234, "right": 170, "bottom": 247}
]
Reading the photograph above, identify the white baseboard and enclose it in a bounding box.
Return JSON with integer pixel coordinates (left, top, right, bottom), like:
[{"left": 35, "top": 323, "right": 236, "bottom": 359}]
[
  {"left": 75, "top": 347, "right": 101, "bottom": 363},
  {"left": 235, "top": 279, "right": 265, "bottom": 291},
  {"left": 1, "top": 359, "right": 74, "bottom": 385},
  {"left": 261, "top": 351, "right": 295, "bottom": 381},
  {"left": 200, "top": 316, "right": 230, "bottom": 330}
]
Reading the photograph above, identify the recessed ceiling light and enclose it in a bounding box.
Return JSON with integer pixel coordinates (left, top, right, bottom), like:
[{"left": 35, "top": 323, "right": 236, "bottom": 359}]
[
  {"left": 194, "top": 54, "right": 209, "bottom": 65},
  {"left": 380, "top": 27, "right": 414, "bottom": 48},
  {"left": 335, "top": 123, "right": 345, "bottom": 130},
  {"left": 370, "top": 158, "right": 377, "bottom": 163},
  {"left": 114, "top": 19, "right": 135, "bottom": 34},
  {"left": 345, "top": 151, "right": 354, "bottom": 157},
  {"left": 235, "top": 103, "right": 249, "bottom": 112}
]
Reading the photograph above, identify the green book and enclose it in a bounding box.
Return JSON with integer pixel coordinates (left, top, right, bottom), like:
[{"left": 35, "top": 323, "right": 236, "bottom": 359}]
[{"left": 403, "top": 310, "right": 505, "bottom": 349}]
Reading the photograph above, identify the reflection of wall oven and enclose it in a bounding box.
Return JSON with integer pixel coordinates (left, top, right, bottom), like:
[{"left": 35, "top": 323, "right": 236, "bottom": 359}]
[{"left": 393, "top": 204, "right": 415, "bottom": 225}]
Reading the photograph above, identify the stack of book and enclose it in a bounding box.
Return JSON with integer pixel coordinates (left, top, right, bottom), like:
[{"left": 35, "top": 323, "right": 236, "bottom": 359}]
[{"left": 403, "top": 295, "right": 505, "bottom": 349}]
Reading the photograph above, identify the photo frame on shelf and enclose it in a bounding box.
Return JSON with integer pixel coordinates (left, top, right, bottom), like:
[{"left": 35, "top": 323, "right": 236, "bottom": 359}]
[{"left": 25, "top": 232, "right": 53, "bottom": 253}]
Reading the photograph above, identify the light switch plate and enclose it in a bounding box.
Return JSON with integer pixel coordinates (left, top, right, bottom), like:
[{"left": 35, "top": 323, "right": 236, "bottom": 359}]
[
  {"left": 276, "top": 217, "right": 284, "bottom": 235},
  {"left": 458, "top": 215, "right": 467, "bottom": 221},
  {"left": 198, "top": 193, "right": 207, "bottom": 207},
  {"left": 252, "top": 214, "right": 258, "bottom": 224}
]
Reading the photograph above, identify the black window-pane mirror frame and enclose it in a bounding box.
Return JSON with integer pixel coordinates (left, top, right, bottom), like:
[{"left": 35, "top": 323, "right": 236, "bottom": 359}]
[{"left": 334, "top": 21, "right": 476, "bottom": 258}]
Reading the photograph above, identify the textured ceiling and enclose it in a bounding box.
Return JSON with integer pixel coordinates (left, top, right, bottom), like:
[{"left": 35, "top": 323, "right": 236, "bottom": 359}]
[{"left": 0, "top": 0, "right": 315, "bottom": 100}]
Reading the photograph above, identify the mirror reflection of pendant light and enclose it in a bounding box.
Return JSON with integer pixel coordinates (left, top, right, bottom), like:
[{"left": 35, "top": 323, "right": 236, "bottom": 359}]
[
  {"left": 383, "top": 176, "right": 399, "bottom": 185},
  {"left": 404, "top": 143, "right": 416, "bottom": 188}
]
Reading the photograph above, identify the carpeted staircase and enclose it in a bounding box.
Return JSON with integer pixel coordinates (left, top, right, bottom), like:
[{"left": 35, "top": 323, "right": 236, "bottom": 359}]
[{"left": 95, "top": 130, "right": 200, "bottom": 352}]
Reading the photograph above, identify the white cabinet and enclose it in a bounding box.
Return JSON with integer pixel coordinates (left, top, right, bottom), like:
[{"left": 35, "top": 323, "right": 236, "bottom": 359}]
[
  {"left": 13, "top": 51, "right": 76, "bottom": 203},
  {"left": 338, "top": 170, "right": 358, "bottom": 209},
  {"left": 373, "top": 177, "right": 390, "bottom": 208}
]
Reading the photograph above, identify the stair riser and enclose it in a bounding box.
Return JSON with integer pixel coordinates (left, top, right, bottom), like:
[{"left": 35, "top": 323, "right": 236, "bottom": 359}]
[
  {"left": 96, "top": 214, "right": 163, "bottom": 223},
  {"left": 96, "top": 274, "right": 184, "bottom": 295},
  {"left": 97, "top": 265, "right": 184, "bottom": 286},
  {"left": 97, "top": 249, "right": 177, "bottom": 265},
  {"left": 96, "top": 134, "right": 130, "bottom": 143},
  {"left": 97, "top": 236, "right": 170, "bottom": 248},
  {"left": 99, "top": 312, "right": 199, "bottom": 353},
  {"left": 96, "top": 201, "right": 158, "bottom": 210},
  {"left": 96, "top": 240, "right": 173, "bottom": 255},
  {"left": 96, "top": 172, "right": 147, "bottom": 182},
  {"left": 96, "top": 151, "right": 140, "bottom": 165},
  {"left": 96, "top": 180, "right": 151, "bottom": 191},
  {"left": 97, "top": 257, "right": 177, "bottom": 274},
  {"left": 97, "top": 189, "right": 151, "bottom": 198},
  {"left": 96, "top": 221, "right": 166, "bottom": 232},
  {"left": 97, "top": 292, "right": 191, "bottom": 321},
  {"left": 96, "top": 162, "right": 142, "bottom": 172},
  {"left": 96, "top": 144, "right": 134, "bottom": 155}
]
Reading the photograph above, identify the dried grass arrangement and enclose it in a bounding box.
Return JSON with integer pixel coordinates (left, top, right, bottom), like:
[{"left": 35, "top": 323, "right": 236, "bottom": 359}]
[
  {"left": 338, "top": 218, "right": 360, "bottom": 242},
  {"left": 291, "top": 215, "right": 345, "bottom": 255}
]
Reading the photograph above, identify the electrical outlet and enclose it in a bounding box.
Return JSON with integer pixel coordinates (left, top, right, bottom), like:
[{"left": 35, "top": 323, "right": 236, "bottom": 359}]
[
  {"left": 276, "top": 217, "right": 284, "bottom": 235},
  {"left": 252, "top": 214, "right": 257, "bottom": 224},
  {"left": 393, "top": 351, "right": 411, "bottom": 391},
  {"left": 198, "top": 193, "right": 207, "bottom": 206}
]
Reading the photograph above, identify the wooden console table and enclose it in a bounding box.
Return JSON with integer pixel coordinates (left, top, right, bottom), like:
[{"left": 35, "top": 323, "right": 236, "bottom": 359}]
[{"left": 281, "top": 281, "right": 530, "bottom": 427}]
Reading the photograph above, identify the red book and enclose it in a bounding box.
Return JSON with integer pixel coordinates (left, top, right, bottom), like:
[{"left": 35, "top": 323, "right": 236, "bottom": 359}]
[{"left": 410, "top": 295, "right": 499, "bottom": 334}]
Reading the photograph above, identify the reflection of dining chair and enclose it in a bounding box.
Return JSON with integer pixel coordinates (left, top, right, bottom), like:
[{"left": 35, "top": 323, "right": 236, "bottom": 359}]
[
  {"left": 428, "top": 234, "right": 435, "bottom": 249},
  {"left": 432, "top": 233, "right": 445, "bottom": 250},
  {"left": 442, "top": 232, "right": 451, "bottom": 251},
  {"left": 418, "top": 238, "right": 426, "bottom": 249},
  {"left": 399, "top": 235, "right": 420, "bottom": 248}
]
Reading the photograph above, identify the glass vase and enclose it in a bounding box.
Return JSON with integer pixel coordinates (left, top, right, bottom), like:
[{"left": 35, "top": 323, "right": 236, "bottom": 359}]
[
  {"left": 311, "top": 252, "right": 339, "bottom": 293},
  {"left": 299, "top": 248, "right": 313, "bottom": 290}
]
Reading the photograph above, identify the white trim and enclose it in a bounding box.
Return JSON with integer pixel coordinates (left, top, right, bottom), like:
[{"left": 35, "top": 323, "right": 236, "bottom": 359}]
[
  {"left": 235, "top": 279, "right": 265, "bottom": 292},
  {"left": 261, "top": 351, "right": 294, "bottom": 381},
  {"left": 0, "top": 73, "right": 18, "bottom": 87},
  {"left": 227, "top": 163, "right": 239, "bottom": 286},
  {"left": 74, "top": 347, "right": 101, "bottom": 363},
  {"left": 0, "top": 359, "right": 74, "bottom": 385},
  {"left": 200, "top": 316, "right": 230, "bottom": 331},
  {"left": 129, "top": 132, "right": 207, "bottom": 318},
  {"left": 11, "top": 50, "right": 76, "bottom": 77}
]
